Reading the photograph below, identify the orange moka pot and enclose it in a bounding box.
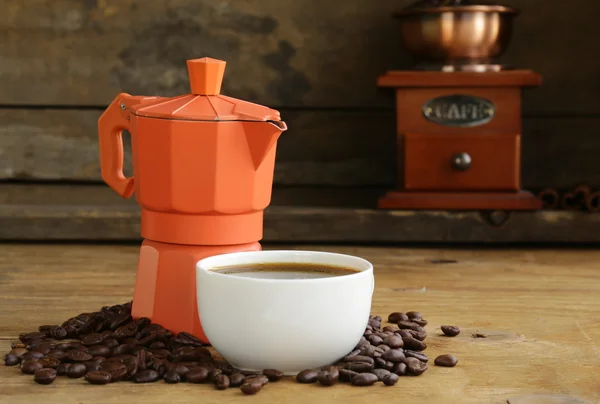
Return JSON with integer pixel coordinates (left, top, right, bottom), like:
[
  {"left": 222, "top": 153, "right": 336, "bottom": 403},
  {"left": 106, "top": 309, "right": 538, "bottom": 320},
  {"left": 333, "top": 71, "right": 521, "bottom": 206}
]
[{"left": 98, "top": 57, "right": 287, "bottom": 343}]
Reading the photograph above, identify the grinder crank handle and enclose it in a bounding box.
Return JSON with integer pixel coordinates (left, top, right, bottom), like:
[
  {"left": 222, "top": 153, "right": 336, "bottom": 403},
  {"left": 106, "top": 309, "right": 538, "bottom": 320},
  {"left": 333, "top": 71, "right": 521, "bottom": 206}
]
[{"left": 98, "top": 93, "right": 152, "bottom": 198}]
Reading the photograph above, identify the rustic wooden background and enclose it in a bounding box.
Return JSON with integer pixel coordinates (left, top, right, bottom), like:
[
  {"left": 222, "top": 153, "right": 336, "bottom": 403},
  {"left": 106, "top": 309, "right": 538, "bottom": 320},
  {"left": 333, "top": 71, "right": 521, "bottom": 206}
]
[{"left": 1, "top": 0, "right": 599, "bottom": 243}]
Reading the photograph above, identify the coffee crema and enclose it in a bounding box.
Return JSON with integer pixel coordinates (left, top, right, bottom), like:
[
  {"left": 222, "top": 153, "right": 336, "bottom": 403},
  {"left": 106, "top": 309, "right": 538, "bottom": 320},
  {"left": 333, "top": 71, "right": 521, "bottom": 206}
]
[{"left": 211, "top": 262, "right": 360, "bottom": 279}]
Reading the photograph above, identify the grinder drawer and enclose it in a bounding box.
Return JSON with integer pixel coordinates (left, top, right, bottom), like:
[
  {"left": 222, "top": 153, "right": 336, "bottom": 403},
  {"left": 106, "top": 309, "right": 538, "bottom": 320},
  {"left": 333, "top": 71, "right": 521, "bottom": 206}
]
[{"left": 404, "top": 133, "right": 520, "bottom": 191}]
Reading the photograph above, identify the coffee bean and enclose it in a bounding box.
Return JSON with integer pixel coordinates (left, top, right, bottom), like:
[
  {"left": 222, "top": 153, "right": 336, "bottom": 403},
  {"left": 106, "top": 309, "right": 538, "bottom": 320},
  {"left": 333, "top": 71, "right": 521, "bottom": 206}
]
[
  {"left": 246, "top": 375, "right": 269, "bottom": 386},
  {"left": 19, "top": 332, "right": 46, "bottom": 343},
  {"left": 87, "top": 344, "right": 111, "bottom": 357},
  {"left": 39, "top": 325, "right": 68, "bottom": 340},
  {"left": 351, "top": 372, "right": 379, "bottom": 386},
  {"left": 344, "top": 361, "right": 373, "bottom": 372},
  {"left": 359, "top": 345, "right": 376, "bottom": 357},
  {"left": 132, "top": 369, "right": 160, "bottom": 383},
  {"left": 374, "top": 357, "right": 386, "bottom": 368},
  {"left": 214, "top": 374, "right": 230, "bottom": 390},
  {"left": 21, "top": 360, "right": 43, "bottom": 374},
  {"left": 392, "top": 362, "right": 407, "bottom": 376},
  {"left": 320, "top": 365, "right": 339, "bottom": 376},
  {"left": 406, "top": 311, "right": 422, "bottom": 319},
  {"left": 39, "top": 358, "right": 61, "bottom": 369},
  {"left": 112, "top": 343, "right": 135, "bottom": 356},
  {"left": 368, "top": 334, "right": 384, "bottom": 346},
  {"left": 170, "top": 346, "right": 196, "bottom": 362},
  {"left": 173, "top": 332, "right": 204, "bottom": 347},
  {"left": 100, "top": 361, "right": 128, "bottom": 381},
  {"left": 186, "top": 366, "right": 210, "bottom": 383},
  {"left": 126, "top": 359, "right": 138, "bottom": 377},
  {"left": 85, "top": 370, "right": 112, "bottom": 385},
  {"left": 4, "top": 353, "right": 19, "bottom": 366},
  {"left": 84, "top": 360, "right": 102, "bottom": 372},
  {"left": 403, "top": 337, "right": 427, "bottom": 351},
  {"left": 342, "top": 349, "right": 361, "bottom": 361},
  {"left": 101, "top": 330, "right": 116, "bottom": 340},
  {"left": 388, "top": 312, "right": 409, "bottom": 323},
  {"left": 317, "top": 370, "right": 338, "bottom": 386},
  {"left": 296, "top": 369, "right": 319, "bottom": 383},
  {"left": 434, "top": 354, "right": 458, "bottom": 367},
  {"left": 382, "top": 373, "right": 400, "bottom": 386},
  {"left": 355, "top": 337, "right": 369, "bottom": 348},
  {"left": 397, "top": 321, "right": 422, "bottom": 331},
  {"left": 240, "top": 381, "right": 263, "bottom": 395},
  {"left": 229, "top": 372, "right": 246, "bottom": 387},
  {"left": 371, "top": 368, "right": 391, "bottom": 380},
  {"left": 66, "top": 349, "right": 92, "bottom": 362},
  {"left": 115, "top": 322, "right": 138, "bottom": 339},
  {"left": 378, "top": 345, "right": 390, "bottom": 354},
  {"left": 408, "top": 330, "right": 427, "bottom": 341},
  {"left": 368, "top": 318, "right": 381, "bottom": 329},
  {"left": 9, "top": 347, "right": 27, "bottom": 359},
  {"left": 381, "top": 349, "right": 405, "bottom": 363},
  {"left": 441, "top": 325, "right": 460, "bottom": 337},
  {"left": 107, "top": 313, "right": 132, "bottom": 330},
  {"left": 405, "top": 358, "right": 428, "bottom": 376},
  {"left": 215, "top": 361, "right": 234, "bottom": 375},
  {"left": 411, "top": 317, "right": 428, "bottom": 326},
  {"left": 382, "top": 335, "right": 404, "bottom": 349},
  {"left": 171, "top": 364, "right": 190, "bottom": 378},
  {"left": 405, "top": 350, "right": 428, "bottom": 363},
  {"left": 135, "top": 317, "right": 151, "bottom": 329},
  {"left": 22, "top": 351, "right": 45, "bottom": 362},
  {"left": 32, "top": 342, "right": 55, "bottom": 355},
  {"left": 262, "top": 368, "right": 283, "bottom": 382},
  {"left": 344, "top": 355, "right": 374, "bottom": 365},
  {"left": 47, "top": 348, "right": 65, "bottom": 355},
  {"left": 164, "top": 369, "right": 181, "bottom": 384},
  {"left": 137, "top": 333, "right": 156, "bottom": 346},
  {"left": 339, "top": 368, "right": 358, "bottom": 382},
  {"left": 207, "top": 368, "right": 222, "bottom": 381},
  {"left": 34, "top": 368, "right": 57, "bottom": 385},
  {"left": 149, "top": 341, "right": 166, "bottom": 350},
  {"left": 81, "top": 333, "right": 104, "bottom": 346},
  {"left": 67, "top": 363, "right": 87, "bottom": 378},
  {"left": 103, "top": 338, "right": 119, "bottom": 349},
  {"left": 56, "top": 363, "right": 71, "bottom": 376}
]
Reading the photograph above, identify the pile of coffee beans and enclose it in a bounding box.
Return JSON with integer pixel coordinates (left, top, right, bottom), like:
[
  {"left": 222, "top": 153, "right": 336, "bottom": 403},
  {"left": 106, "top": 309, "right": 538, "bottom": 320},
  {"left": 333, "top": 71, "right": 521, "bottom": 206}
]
[
  {"left": 3, "top": 302, "right": 459, "bottom": 395},
  {"left": 292, "top": 311, "right": 459, "bottom": 388}
]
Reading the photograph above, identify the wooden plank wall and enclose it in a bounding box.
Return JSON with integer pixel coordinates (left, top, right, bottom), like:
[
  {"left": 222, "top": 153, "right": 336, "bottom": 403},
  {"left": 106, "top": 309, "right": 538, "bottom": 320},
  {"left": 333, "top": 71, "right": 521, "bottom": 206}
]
[{"left": 1, "top": 0, "right": 599, "bottom": 243}]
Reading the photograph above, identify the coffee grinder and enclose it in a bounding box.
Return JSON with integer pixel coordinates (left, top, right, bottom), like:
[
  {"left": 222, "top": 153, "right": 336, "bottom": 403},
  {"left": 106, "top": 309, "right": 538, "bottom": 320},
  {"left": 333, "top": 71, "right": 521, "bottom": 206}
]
[{"left": 377, "top": 2, "right": 542, "bottom": 211}]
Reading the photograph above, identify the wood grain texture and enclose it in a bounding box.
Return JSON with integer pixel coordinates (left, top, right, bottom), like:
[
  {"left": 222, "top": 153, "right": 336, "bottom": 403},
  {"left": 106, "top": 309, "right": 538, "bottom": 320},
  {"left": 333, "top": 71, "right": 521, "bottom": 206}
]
[
  {"left": 2, "top": 109, "right": 600, "bottom": 189},
  {"left": 0, "top": 108, "right": 396, "bottom": 186},
  {"left": 0, "top": 198, "right": 599, "bottom": 243},
  {"left": 0, "top": 244, "right": 599, "bottom": 404},
  {"left": 379, "top": 70, "right": 542, "bottom": 88},
  {"left": 0, "top": 184, "right": 385, "bottom": 208},
  {"left": 377, "top": 191, "right": 541, "bottom": 211},
  {"left": 1, "top": 0, "right": 600, "bottom": 114}
]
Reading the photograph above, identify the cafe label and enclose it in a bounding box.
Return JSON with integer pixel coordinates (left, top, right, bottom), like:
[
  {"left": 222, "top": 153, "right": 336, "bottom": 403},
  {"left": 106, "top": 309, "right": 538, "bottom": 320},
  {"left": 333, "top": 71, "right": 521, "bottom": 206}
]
[{"left": 422, "top": 94, "right": 495, "bottom": 127}]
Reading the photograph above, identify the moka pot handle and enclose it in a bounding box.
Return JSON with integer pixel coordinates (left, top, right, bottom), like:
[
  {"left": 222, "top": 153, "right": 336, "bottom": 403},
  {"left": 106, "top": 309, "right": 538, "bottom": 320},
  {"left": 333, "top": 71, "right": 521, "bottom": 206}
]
[{"left": 98, "top": 93, "right": 147, "bottom": 198}]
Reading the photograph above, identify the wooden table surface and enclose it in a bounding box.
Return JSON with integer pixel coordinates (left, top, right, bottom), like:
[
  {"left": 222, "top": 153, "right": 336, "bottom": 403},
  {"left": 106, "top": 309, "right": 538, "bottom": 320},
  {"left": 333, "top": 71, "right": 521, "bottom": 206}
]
[{"left": 0, "top": 244, "right": 599, "bottom": 404}]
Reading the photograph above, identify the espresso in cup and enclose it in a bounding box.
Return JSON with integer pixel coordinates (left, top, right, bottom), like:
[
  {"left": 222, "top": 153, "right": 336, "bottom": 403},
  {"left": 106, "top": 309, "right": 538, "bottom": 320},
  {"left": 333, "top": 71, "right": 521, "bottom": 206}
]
[
  {"left": 196, "top": 250, "right": 375, "bottom": 374},
  {"left": 212, "top": 262, "right": 360, "bottom": 279}
]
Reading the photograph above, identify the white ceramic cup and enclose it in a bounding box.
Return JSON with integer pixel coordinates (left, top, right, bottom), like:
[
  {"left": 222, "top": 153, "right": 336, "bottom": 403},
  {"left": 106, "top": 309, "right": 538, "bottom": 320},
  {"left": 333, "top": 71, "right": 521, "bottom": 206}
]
[{"left": 196, "top": 250, "right": 374, "bottom": 375}]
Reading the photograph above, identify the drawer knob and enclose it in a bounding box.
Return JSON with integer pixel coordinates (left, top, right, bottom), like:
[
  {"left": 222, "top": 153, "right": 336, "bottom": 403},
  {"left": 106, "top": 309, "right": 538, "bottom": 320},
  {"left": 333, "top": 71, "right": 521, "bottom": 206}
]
[{"left": 452, "top": 152, "right": 471, "bottom": 171}]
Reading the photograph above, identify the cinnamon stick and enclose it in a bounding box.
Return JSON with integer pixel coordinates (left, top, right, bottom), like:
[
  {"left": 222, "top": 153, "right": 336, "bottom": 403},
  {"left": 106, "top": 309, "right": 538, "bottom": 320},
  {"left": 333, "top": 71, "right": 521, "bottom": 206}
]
[
  {"left": 585, "top": 191, "right": 600, "bottom": 213},
  {"left": 560, "top": 185, "right": 591, "bottom": 211},
  {"left": 537, "top": 188, "right": 559, "bottom": 209}
]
